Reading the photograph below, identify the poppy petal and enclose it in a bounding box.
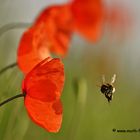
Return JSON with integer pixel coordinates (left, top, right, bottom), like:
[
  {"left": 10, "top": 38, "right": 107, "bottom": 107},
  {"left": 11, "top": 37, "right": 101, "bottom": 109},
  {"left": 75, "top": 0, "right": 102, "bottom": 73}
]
[
  {"left": 23, "top": 58, "right": 64, "bottom": 101},
  {"left": 23, "top": 58, "right": 64, "bottom": 132},
  {"left": 17, "top": 26, "right": 51, "bottom": 74},
  {"left": 25, "top": 95, "right": 63, "bottom": 132},
  {"left": 71, "top": 0, "right": 105, "bottom": 42},
  {"left": 34, "top": 4, "right": 74, "bottom": 56}
]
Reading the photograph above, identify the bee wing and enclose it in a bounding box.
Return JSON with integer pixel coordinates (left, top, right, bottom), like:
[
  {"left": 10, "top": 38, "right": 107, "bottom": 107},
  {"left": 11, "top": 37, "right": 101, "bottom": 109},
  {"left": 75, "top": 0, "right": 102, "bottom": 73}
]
[
  {"left": 102, "top": 75, "right": 105, "bottom": 84},
  {"left": 110, "top": 74, "right": 116, "bottom": 84}
]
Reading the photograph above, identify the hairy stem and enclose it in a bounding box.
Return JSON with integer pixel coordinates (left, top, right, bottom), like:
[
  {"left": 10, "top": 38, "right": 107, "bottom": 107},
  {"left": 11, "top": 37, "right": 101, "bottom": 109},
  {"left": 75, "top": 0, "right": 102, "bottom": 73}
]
[
  {"left": 0, "top": 62, "right": 17, "bottom": 75},
  {"left": 0, "top": 22, "right": 31, "bottom": 37},
  {"left": 0, "top": 93, "right": 25, "bottom": 107}
]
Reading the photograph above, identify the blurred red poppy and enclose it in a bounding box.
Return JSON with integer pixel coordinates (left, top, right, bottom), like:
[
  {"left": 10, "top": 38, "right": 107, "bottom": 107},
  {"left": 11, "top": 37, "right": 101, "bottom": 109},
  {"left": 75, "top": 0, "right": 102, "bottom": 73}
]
[
  {"left": 17, "top": 4, "right": 73, "bottom": 74},
  {"left": 71, "top": 0, "right": 132, "bottom": 42},
  {"left": 106, "top": 4, "right": 132, "bottom": 40},
  {"left": 71, "top": 0, "right": 105, "bottom": 42},
  {"left": 34, "top": 4, "right": 74, "bottom": 56},
  {"left": 22, "top": 57, "right": 65, "bottom": 132},
  {"left": 17, "top": 26, "right": 51, "bottom": 74}
]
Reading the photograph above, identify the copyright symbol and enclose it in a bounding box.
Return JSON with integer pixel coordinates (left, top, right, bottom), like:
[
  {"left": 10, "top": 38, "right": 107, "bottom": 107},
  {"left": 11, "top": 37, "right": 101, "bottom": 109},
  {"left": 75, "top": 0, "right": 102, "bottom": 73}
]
[{"left": 112, "top": 128, "right": 116, "bottom": 132}]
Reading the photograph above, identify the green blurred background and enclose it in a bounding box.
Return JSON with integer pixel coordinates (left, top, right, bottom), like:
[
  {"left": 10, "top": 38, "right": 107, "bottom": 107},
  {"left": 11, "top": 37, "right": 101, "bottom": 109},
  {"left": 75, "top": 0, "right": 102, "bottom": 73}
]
[{"left": 0, "top": 0, "right": 140, "bottom": 140}]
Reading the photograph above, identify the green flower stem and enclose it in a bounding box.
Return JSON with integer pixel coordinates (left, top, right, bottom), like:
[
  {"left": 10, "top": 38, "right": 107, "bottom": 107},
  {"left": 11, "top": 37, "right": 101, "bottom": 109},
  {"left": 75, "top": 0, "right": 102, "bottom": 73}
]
[
  {"left": 0, "top": 62, "right": 17, "bottom": 76},
  {"left": 0, "top": 93, "right": 25, "bottom": 107},
  {"left": 0, "top": 22, "right": 31, "bottom": 37},
  {"left": 0, "top": 22, "right": 32, "bottom": 76},
  {"left": 69, "top": 78, "right": 87, "bottom": 140}
]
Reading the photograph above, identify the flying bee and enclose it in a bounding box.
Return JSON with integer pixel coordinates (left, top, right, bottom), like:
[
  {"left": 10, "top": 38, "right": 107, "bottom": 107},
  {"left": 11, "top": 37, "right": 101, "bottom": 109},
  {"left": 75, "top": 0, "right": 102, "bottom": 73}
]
[{"left": 100, "top": 74, "right": 116, "bottom": 102}]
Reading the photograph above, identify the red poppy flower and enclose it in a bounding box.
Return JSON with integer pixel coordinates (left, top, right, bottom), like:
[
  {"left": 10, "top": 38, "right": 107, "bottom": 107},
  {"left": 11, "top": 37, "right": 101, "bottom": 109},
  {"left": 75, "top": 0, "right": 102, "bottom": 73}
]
[
  {"left": 17, "top": 4, "right": 73, "bottom": 74},
  {"left": 34, "top": 4, "right": 74, "bottom": 56},
  {"left": 71, "top": 0, "right": 105, "bottom": 42},
  {"left": 17, "top": 26, "right": 51, "bottom": 74},
  {"left": 22, "top": 57, "right": 65, "bottom": 132},
  {"left": 106, "top": 5, "right": 132, "bottom": 40}
]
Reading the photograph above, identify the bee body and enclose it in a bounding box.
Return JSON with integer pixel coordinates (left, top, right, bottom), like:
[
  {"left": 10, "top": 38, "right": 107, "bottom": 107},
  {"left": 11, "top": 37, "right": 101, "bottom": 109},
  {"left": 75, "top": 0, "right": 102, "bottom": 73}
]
[{"left": 100, "top": 74, "right": 116, "bottom": 102}]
